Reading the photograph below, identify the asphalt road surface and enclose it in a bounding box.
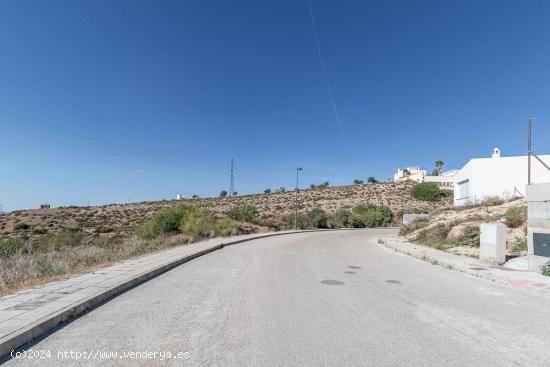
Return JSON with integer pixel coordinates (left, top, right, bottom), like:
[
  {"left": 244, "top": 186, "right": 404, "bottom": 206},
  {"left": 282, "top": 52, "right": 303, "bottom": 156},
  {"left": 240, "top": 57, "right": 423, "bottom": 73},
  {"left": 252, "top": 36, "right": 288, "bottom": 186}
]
[{"left": 6, "top": 229, "right": 550, "bottom": 366}]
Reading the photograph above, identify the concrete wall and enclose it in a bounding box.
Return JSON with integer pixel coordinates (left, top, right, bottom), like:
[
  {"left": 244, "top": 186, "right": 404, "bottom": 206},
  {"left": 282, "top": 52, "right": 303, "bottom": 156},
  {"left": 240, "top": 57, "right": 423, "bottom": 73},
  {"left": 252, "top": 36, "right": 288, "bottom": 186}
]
[
  {"left": 454, "top": 155, "right": 550, "bottom": 206},
  {"left": 526, "top": 182, "right": 550, "bottom": 273}
]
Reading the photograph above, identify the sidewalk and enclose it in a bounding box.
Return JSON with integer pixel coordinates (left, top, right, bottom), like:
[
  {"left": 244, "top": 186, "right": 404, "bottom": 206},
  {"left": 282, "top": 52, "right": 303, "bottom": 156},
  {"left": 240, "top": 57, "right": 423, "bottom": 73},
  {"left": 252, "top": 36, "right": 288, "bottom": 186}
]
[
  {"left": 379, "top": 234, "right": 550, "bottom": 300},
  {"left": 0, "top": 230, "right": 311, "bottom": 358}
]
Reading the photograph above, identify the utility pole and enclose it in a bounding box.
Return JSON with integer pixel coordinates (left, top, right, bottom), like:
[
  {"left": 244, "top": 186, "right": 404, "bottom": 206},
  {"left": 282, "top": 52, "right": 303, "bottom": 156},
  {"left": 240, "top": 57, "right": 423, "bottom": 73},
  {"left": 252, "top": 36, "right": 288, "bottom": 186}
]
[
  {"left": 295, "top": 167, "right": 303, "bottom": 231},
  {"left": 229, "top": 158, "right": 235, "bottom": 196},
  {"left": 528, "top": 118, "right": 534, "bottom": 185}
]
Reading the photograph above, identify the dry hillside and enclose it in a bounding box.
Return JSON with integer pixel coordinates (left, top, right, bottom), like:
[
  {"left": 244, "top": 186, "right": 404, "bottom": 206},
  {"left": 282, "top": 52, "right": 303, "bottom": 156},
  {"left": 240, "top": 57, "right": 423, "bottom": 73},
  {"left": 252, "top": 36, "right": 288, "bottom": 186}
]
[
  {"left": 400, "top": 198, "right": 527, "bottom": 257},
  {"left": 0, "top": 181, "right": 440, "bottom": 238}
]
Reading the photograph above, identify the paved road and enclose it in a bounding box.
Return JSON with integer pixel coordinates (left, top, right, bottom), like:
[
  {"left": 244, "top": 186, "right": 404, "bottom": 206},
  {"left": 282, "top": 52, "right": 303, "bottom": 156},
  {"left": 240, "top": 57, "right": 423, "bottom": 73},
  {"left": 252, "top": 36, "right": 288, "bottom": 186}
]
[{"left": 6, "top": 230, "right": 550, "bottom": 366}]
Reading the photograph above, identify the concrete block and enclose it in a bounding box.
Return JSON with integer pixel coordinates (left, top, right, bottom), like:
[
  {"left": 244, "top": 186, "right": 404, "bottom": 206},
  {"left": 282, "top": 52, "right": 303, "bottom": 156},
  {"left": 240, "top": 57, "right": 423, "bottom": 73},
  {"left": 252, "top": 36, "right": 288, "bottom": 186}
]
[
  {"left": 526, "top": 182, "right": 550, "bottom": 202},
  {"left": 479, "top": 223, "right": 506, "bottom": 266}
]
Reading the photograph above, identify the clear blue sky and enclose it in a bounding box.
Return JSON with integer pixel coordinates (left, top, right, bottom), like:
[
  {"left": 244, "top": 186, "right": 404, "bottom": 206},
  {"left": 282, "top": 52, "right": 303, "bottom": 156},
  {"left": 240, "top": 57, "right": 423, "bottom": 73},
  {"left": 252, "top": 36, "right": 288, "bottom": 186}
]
[{"left": 1, "top": 0, "right": 550, "bottom": 211}]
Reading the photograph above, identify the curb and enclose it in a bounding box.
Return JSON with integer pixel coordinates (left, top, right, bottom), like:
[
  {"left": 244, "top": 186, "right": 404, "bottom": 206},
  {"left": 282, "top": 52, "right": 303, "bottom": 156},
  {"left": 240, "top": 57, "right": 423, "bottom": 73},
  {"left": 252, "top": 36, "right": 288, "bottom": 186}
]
[
  {"left": 379, "top": 239, "right": 501, "bottom": 283},
  {"left": 0, "top": 228, "right": 369, "bottom": 357},
  {"left": 379, "top": 238, "right": 521, "bottom": 287}
]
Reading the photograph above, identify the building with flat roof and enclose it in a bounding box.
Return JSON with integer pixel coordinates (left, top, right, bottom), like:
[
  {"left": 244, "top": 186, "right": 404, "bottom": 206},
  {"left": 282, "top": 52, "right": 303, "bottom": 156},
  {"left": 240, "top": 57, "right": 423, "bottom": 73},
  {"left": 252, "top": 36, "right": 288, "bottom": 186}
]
[{"left": 454, "top": 147, "right": 550, "bottom": 206}]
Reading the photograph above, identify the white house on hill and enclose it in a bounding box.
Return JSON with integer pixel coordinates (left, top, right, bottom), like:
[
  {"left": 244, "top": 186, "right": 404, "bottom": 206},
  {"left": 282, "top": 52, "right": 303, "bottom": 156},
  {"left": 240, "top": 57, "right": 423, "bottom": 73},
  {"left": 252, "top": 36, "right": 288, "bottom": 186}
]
[
  {"left": 394, "top": 167, "right": 427, "bottom": 183},
  {"left": 454, "top": 147, "right": 550, "bottom": 206}
]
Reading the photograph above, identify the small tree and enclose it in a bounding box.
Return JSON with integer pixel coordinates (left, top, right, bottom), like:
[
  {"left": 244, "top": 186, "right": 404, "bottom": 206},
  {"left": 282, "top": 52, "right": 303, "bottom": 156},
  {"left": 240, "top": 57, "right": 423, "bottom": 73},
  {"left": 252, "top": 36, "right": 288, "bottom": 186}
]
[
  {"left": 434, "top": 160, "right": 444, "bottom": 176},
  {"left": 367, "top": 177, "right": 378, "bottom": 184},
  {"left": 264, "top": 188, "right": 271, "bottom": 194},
  {"left": 353, "top": 179, "right": 364, "bottom": 185},
  {"left": 192, "top": 194, "right": 199, "bottom": 199},
  {"left": 310, "top": 184, "right": 316, "bottom": 189},
  {"left": 219, "top": 190, "right": 228, "bottom": 197},
  {"left": 233, "top": 191, "right": 238, "bottom": 196},
  {"left": 279, "top": 186, "right": 286, "bottom": 193}
]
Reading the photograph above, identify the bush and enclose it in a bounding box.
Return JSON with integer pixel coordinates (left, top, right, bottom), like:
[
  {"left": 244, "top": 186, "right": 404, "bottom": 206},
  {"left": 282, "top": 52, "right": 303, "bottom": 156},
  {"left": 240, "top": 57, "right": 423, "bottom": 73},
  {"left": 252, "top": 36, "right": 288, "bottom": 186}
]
[
  {"left": 329, "top": 209, "right": 353, "bottom": 228},
  {"left": 541, "top": 261, "right": 550, "bottom": 276},
  {"left": 504, "top": 206, "right": 527, "bottom": 228},
  {"left": 0, "top": 237, "right": 25, "bottom": 259},
  {"left": 214, "top": 218, "right": 236, "bottom": 237},
  {"left": 14, "top": 223, "right": 30, "bottom": 231},
  {"left": 352, "top": 204, "right": 393, "bottom": 228},
  {"left": 136, "top": 204, "right": 190, "bottom": 239},
  {"left": 286, "top": 213, "right": 310, "bottom": 229},
  {"left": 137, "top": 203, "right": 239, "bottom": 240},
  {"left": 308, "top": 208, "right": 328, "bottom": 228},
  {"left": 411, "top": 183, "right": 445, "bottom": 202},
  {"left": 227, "top": 203, "right": 258, "bottom": 222},
  {"left": 180, "top": 206, "right": 216, "bottom": 237}
]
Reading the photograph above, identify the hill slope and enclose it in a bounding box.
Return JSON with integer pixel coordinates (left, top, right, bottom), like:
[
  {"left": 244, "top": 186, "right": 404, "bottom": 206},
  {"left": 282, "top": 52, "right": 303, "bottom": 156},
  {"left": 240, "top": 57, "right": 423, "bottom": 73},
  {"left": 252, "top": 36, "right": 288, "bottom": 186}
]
[{"left": 0, "top": 181, "right": 440, "bottom": 238}]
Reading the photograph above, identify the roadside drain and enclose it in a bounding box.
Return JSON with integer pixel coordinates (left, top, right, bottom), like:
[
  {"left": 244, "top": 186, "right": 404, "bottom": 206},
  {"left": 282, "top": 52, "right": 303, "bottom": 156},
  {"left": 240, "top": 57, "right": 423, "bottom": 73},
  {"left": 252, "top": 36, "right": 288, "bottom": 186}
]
[
  {"left": 386, "top": 280, "right": 401, "bottom": 284},
  {"left": 469, "top": 267, "right": 488, "bottom": 271},
  {"left": 321, "top": 280, "right": 345, "bottom": 286},
  {"left": 344, "top": 271, "right": 356, "bottom": 274},
  {"left": 348, "top": 266, "right": 361, "bottom": 269}
]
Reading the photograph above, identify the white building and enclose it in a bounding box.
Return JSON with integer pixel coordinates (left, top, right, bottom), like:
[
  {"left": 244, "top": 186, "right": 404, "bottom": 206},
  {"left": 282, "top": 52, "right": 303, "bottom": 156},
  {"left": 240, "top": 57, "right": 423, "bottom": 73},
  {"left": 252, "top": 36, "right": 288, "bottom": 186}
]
[
  {"left": 394, "top": 166, "right": 458, "bottom": 187},
  {"left": 454, "top": 147, "right": 550, "bottom": 206},
  {"left": 394, "top": 166, "right": 427, "bottom": 183},
  {"left": 424, "top": 170, "right": 460, "bottom": 188}
]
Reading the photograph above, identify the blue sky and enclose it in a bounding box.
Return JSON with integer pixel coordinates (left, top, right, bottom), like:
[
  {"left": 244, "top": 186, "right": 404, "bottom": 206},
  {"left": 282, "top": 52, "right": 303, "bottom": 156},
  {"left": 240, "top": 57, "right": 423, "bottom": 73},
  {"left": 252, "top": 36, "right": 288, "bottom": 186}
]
[{"left": 1, "top": 0, "right": 550, "bottom": 211}]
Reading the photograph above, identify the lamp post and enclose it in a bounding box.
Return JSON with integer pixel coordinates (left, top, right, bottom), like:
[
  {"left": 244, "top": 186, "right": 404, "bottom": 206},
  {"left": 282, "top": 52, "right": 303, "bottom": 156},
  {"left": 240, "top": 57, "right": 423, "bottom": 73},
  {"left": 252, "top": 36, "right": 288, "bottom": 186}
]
[{"left": 295, "top": 167, "right": 302, "bottom": 231}]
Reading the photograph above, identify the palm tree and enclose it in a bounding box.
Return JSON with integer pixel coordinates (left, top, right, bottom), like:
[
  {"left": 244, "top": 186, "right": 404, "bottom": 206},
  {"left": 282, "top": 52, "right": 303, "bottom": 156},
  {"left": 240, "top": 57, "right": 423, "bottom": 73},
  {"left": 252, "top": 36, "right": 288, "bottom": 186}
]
[{"left": 434, "top": 160, "right": 444, "bottom": 176}]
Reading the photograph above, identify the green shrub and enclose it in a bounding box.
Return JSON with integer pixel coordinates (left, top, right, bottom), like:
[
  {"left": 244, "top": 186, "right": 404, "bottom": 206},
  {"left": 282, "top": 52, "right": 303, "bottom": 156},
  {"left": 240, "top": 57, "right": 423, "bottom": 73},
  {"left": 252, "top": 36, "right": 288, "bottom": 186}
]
[
  {"left": 329, "top": 209, "right": 353, "bottom": 228},
  {"left": 227, "top": 203, "right": 258, "bottom": 222},
  {"left": 352, "top": 204, "right": 393, "bottom": 228},
  {"left": 0, "top": 237, "right": 25, "bottom": 259},
  {"left": 136, "top": 203, "right": 238, "bottom": 240},
  {"left": 180, "top": 206, "right": 215, "bottom": 237},
  {"left": 14, "top": 223, "right": 30, "bottom": 231},
  {"left": 136, "top": 204, "right": 191, "bottom": 239},
  {"left": 214, "top": 218, "right": 236, "bottom": 237},
  {"left": 541, "top": 261, "right": 550, "bottom": 276},
  {"left": 307, "top": 208, "right": 328, "bottom": 228},
  {"left": 504, "top": 206, "right": 527, "bottom": 228},
  {"left": 411, "top": 183, "right": 445, "bottom": 202},
  {"left": 286, "top": 213, "right": 310, "bottom": 229}
]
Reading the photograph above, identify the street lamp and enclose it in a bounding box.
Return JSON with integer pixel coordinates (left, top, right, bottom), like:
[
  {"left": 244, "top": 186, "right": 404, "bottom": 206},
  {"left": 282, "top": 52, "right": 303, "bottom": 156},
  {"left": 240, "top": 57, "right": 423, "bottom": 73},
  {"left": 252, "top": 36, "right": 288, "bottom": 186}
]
[{"left": 295, "top": 167, "right": 303, "bottom": 231}]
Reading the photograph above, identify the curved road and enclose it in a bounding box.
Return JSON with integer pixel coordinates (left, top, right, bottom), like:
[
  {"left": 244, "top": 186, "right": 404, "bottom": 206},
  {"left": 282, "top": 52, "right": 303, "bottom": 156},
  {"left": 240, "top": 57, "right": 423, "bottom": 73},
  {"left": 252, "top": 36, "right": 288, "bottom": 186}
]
[{"left": 6, "top": 230, "right": 550, "bottom": 366}]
